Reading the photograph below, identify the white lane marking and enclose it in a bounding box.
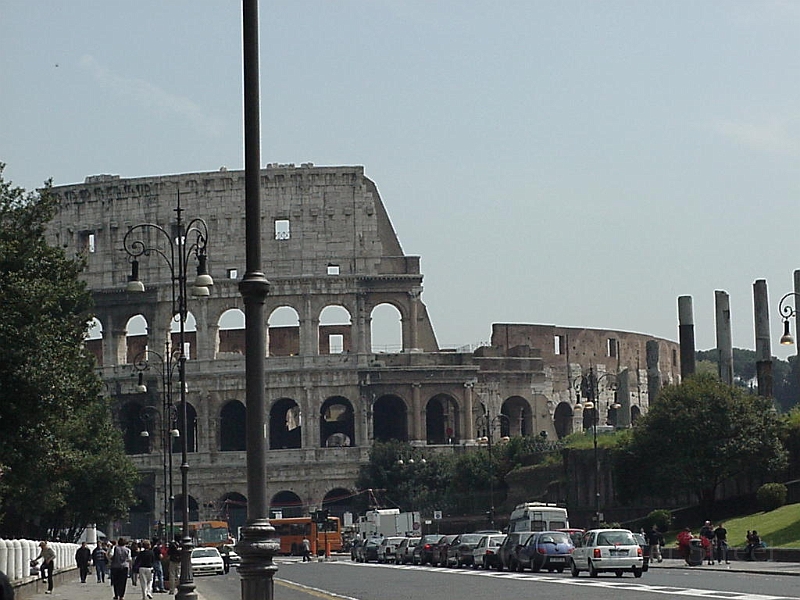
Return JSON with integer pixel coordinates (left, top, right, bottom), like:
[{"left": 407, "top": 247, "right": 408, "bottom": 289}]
[{"left": 335, "top": 561, "right": 798, "bottom": 600}]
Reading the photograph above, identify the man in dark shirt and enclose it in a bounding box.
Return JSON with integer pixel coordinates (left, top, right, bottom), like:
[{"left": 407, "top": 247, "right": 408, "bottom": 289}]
[{"left": 713, "top": 523, "right": 729, "bottom": 564}]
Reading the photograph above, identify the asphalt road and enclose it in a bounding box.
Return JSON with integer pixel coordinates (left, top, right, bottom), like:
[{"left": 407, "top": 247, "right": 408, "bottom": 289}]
[{"left": 195, "top": 558, "right": 800, "bottom": 600}]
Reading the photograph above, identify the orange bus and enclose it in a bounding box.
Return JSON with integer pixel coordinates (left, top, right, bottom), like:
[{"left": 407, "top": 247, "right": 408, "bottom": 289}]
[
  {"left": 165, "top": 521, "right": 232, "bottom": 549},
  {"left": 270, "top": 516, "right": 342, "bottom": 556}
]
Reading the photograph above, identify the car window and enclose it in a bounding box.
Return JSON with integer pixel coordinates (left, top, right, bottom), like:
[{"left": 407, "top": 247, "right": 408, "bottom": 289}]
[
  {"left": 490, "top": 536, "right": 505, "bottom": 547},
  {"left": 596, "top": 531, "right": 636, "bottom": 546}
]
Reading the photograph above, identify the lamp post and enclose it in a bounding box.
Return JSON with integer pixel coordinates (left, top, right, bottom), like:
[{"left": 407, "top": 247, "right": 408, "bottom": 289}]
[
  {"left": 123, "top": 192, "right": 212, "bottom": 600},
  {"left": 135, "top": 349, "right": 181, "bottom": 540},
  {"left": 580, "top": 368, "right": 617, "bottom": 527},
  {"left": 779, "top": 292, "right": 799, "bottom": 346},
  {"left": 474, "top": 411, "right": 509, "bottom": 528}
]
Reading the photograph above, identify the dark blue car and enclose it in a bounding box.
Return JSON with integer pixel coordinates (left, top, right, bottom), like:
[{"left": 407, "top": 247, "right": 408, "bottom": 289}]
[{"left": 517, "top": 531, "right": 575, "bottom": 573}]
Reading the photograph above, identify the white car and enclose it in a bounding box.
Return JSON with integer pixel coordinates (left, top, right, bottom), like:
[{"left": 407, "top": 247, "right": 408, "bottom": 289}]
[
  {"left": 190, "top": 547, "right": 225, "bottom": 576},
  {"left": 377, "top": 536, "right": 406, "bottom": 563},
  {"left": 570, "top": 528, "right": 643, "bottom": 578}
]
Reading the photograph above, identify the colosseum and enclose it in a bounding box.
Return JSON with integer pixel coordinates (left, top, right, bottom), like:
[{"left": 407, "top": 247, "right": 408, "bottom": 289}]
[{"left": 45, "top": 164, "right": 681, "bottom": 538}]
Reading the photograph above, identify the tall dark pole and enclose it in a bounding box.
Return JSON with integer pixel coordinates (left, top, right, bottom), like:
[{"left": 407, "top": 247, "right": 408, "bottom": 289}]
[{"left": 237, "top": 1, "right": 278, "bottom": 599}]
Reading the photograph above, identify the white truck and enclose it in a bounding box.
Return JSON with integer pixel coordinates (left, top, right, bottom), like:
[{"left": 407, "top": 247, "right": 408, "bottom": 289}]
[
  {"left": 508, "top": 502, "right": 569, "bottom": 533},
  {"left": 356, "top": 509, "right": 421, "bottom": 538}
]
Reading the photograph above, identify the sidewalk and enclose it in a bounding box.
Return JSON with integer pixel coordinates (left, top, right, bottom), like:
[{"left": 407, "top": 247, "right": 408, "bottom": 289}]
[
  {"left": 651, "top": 557, "right": 800, "bottom": 577},
  {"left": 14, "top": 572, "right": 211, "bottom": 600}
]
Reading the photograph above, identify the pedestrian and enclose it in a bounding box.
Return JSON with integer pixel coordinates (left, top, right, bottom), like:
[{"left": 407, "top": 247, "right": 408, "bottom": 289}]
[
  {"left": 93, "top": 541, "right": 109, "bottom": 583},
  {"left": 713, "top": 522, "right": 729, "bottom": 564},
  {"left": 676, "top": 527, "right": 692, "bottom": 563},
  {"left": 167, "top": 535, "right": 182, "bottom": 595},
  {"left": 151, "top": 539, "right": 165, "bottom": 593},
  {"left": 135, "top": 540, "right": 156, "bottom": 600},
  {"left": 75, "top": 541, "right": 92, "bottom": 583},
  {"left": 302, "top": 537, "right": 311, "bottom": 562},
  {"left": 700, "top": 521, "right": 715, "bottom": 565},
  {"left": 32, "top": 540, "right": 56, "bottom": 594},
  {"left": 0, "top": 569, "right": 14, "bottom": 600},
  {"left": 109, "top": 536, "right": 132, "bottom": 600},
  {"left": 646, "top": 525, "right": 664, "bottom": 563},
  {"left": 746, "top": 530, "right": 761, "bottom": 561}
]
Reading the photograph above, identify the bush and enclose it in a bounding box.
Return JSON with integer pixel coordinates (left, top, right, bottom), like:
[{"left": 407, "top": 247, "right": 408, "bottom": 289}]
[
  {"left": 756, "top": 483, "right": 787, "bottom": 512},
  {"left": 646, "top": 509, "right": 672, "bottom": 532}
]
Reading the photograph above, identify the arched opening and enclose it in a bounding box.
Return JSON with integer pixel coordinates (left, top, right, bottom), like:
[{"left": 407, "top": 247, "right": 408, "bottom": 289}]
[
  {"left": 370, "top": 303, "right": 402, "bottom": 353},
  {"left": 553, "top": 402, "right": 574, "bottom": 439},
  {"left": 372, "top": 395, "right": 408, "bottom": 442},
  {"left": 270, "top": 398, "right": 302, "bottom": 449},
  {"left": 125, "top": 496, "right": 152, "bottom": 541},
  {"left": 171, "top": 311, "right": 198, "bottom": 360},
  {"left": 271, "top": 490, "right": 304, "bottom": 518},
  {"left": 218, "top": 308, "right": 245, "bottom": 355},
  {"left": 322, "top": 488, "right": 356, "bottom": 520},
  {"left": 501, "top": 396, "right": 531, "bottom": 437},
  {"left": 631, "top": 405, "right": 642, "bottom": 424},
  {"left": 174, "top": 494, "right": 200, "bottom": 522},
  {"left": 86, "top": 317, "right": 104, "bottom": 366},
  {"left": 268, "top": 306, "right": 300, "bottom": 357},
  {"left": 320, "top": 397, "right": 355, "bottom": 447},
  {"left": 582, "top": 405, "right": 599, "bottom": 430},
  {"left": 173, "top": 402, "right": 198, "bottom": 454},
  {"left": 125, "top": 314, "right": 148, "bottom": 364},
  {"left": 121, "top": 401, "right": 149, "bottom": 455},
  {"left": 220, "top": 400, "right": 246, "bottom": 451},
  {"left": 221, "top": 492, "right": 247, "bottom": 537},
  {"left": 319, "top": 305, "right": 352, "bottom": 355},
  {"left": 425, "top": 394, "right": 459, "bottom": 445}
]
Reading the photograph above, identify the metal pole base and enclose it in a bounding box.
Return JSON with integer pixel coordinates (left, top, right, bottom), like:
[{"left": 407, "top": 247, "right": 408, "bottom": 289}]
[
  {"left": 237, "top": 519, "right": 279, "bottom": 600},
  {"left": 176, "top": 536, "right": 197, "bottom": 600}
]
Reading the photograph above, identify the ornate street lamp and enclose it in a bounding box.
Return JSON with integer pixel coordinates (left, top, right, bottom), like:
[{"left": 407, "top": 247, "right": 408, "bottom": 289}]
[
  {"left": 475, "top": 410, "right": 510, "bottom": 528},
  {"left": 581, "top": 368, "right": 618, "bottom": 527},
  {"left": 123, "top": 191, "right": 212, "bottom": 600},
  {"left": 135, "top": 348, "right": 181, "bottom": 539},
  {"left": 779, "top": 292, "right": 799, "bottom": 346}
]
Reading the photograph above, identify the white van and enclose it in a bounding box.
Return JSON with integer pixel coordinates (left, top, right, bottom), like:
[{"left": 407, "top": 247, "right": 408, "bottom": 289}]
[{"left": 508, "top": 502, "right": 569, "bottom": 533}]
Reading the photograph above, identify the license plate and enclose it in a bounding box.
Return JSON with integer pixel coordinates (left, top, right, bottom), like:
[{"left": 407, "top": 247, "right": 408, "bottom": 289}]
[
  {"left": 549, "top": 558, "right": 565, "bottom": 563},
  {"left": 609, "top": 549, "right": 628, "bottom": 556}
]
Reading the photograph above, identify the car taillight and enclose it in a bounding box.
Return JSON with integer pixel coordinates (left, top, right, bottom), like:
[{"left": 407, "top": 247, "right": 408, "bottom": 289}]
[
  {"left": 593, "top": 549, "right": 601, "bottom": 558},
  {"left": 486, "top": 550, "right": 495, "bottom": 555},
  {"left": 637, "top": 547, "right": 642, "bottom": 557},
  {"left": 424, "top": 544, "right": 431, "bottom": 550},
  {"left": 537, "top": 548, "right": 546, "bottom": 554}
]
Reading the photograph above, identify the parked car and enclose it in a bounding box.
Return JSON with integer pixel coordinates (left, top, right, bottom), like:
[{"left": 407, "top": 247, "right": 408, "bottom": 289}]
[
  {"left": 190, "top": 547, "right": 225, "bottom": 576},
  {"left": 517, "top": 530, "right": 574, "bottom": 573},
  {"left": 632, "top": 532, "right": 650, "bottom": 571},
  {"left": 471, "top": 534, "right": 506, "bottom": 570},
  {"left": 430, "top": 534, "right": 459, "bottom": 567},
  {"left": 413, "top": 534, "right": 444, "bottom": 566},
  {"left": 354, "top": 537, "right": 381, "bottom": 563},
  {"left": 377, "top": 536, "right": 406, "bottom": 563},
  {"left": 570, "top": 528, "right": 643, "bottom": 578},
  {"left": 497, "top": 531, "right": 534, "bottom": 571},
  {"left": 446, "top": 533, "right": 486, "bottom": 568},
  {"left": 395, "top": 536, "right": 421, "bottom": 565},
  {"left": 557, "top": 528, "right": 585, "bottom": 547}
]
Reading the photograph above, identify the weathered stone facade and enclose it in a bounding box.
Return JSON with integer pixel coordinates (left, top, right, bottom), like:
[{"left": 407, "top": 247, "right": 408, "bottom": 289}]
[{"left": 45, "top": 165, "right": 681, "bottom": 538}]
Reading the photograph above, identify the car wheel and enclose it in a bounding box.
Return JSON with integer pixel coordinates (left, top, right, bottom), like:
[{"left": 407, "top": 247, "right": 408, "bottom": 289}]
[
  {"left": 589, "top": 560, "right": 599, "bottom": 578},
  {"left": 557, "top": 567, "right": 564, "bottom": 574},
  {"left": 570, "top": 558, "right": 580, "bottom": 577},
  {"left": 615, "top": 570, "right": 623, "bottom": 577},
  {"left": 633, "top": 567, "right": 643, "bottom": 578},
  {"left": 531, "top": 561, "right": 541, "bottom": 573},
  {"left": 482, "top": 558, "right": 489, "bottom": 570}
]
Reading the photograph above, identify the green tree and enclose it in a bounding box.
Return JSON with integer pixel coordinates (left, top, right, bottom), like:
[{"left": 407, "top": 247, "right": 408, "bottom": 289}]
[
  {"left": 614, "top": 374, "right": 786, "bottom": 515},
  {"left": 0, "top": 165, "right": 138, "bottom": 540}
]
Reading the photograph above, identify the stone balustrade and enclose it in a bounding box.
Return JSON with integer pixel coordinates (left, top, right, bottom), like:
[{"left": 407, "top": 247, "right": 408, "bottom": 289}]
[{"left": 0, "top": 539, "right": 78, "bottom": 584}]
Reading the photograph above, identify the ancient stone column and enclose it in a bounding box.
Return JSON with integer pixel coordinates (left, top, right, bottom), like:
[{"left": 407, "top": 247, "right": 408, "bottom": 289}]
[
  {"left": 753, "top": 279, "right": 773, "bottom": 398},
  {"left": 615, "top": 369, "right": 631, "bottom": 428},
  {"left": 677, "top": 295, "right": 696, "bottom": 378},
  {"left": 715, "top": 290, "right": 734, "bottom": 385},
  {"left": 646, "top": 340, "right": 661, "bottom": 405}
]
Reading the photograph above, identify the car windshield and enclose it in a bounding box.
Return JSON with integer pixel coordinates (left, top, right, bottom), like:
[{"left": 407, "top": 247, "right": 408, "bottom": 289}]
[
  {"left": 459, "top": 534, "right": 484, "bottom": 545},
  {"left": 538, "top": 533, "right": 569, "bottom": 545},
  {"left": 489, "top": 536, "right": 505, "bottom": 547},
  {"left": 596, "top": 531, "right": 636, "bottom": 546},
  {"left": 422, "top": 535, "right": 441, "bottom": 544},
  {"left": 192, "top": 548, "right": 219, "bottom": 558}
]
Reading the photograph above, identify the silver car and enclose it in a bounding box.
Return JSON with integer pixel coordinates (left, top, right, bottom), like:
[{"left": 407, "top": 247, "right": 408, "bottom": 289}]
[{"left": 570, "top": 529, "right": 643, "bottom": 578}]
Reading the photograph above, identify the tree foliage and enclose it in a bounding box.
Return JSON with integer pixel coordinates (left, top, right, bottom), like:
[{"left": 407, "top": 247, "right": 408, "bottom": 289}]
[
  {"left": 614, "top": 374, "right": 787, "bottom": 514},
  {"left": 0, "top": 164, "right": 139, "bottom": 540}
]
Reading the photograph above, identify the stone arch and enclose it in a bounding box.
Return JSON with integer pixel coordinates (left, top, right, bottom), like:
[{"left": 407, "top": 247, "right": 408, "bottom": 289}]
[
  {"left": 322, "top": 488, "right": 356, "bottom": 520},
  {"left": 170, "top": 310, "right": 198, "bottom": 360},
  {"left": 320, "top": 396, "right": 355, "bottom": 447},
  {"left": 86, "top": 317, "right": 104, "bottom": 366},
  {"left": 631, "top": 405, "right": 642, "bottom": 423},
  {"left": 173, "top": 402, "right": 198, "bottom": 454},
  {"left": 218, "top": 308, "right": 245, "bottom": 355},
  {"left": 271, "top": 490, "right": 304, "bottom": 518},
  {"left": 372, "top": 395, "right": 408, "bottom": 442},
  {"left": 174, "top": 494, "right": 200, "bottom": 522},
  {"left": 221, "top": 492, "right": 247, "bottom": 537},
  {"left": 125, "top": 314, "right": 149, "bottom": 364},
  {"left": 268, "top": 306, "right": 300, "bottom": 357},
  {"left": 553, "top": 401, "right": 574, "bottom": 439},
  {"left": 126, "top": 494, "right": 152, "bottom": 540},
  {"left": 319, "top": 305, "right": 352, "bottom": 354},
  {"left": 425, "top": 394, "right": 460, "bottom": 444},
  {"left": 501, "top": 396, "right": 531, "bottom": 437},
  {"left": 270, "top": 398, "right": 302, "bottom": 450},
  {"left": 370, "top": 302, "right": 403, "bottom": 353},
  {"left": 120, "top": 400, "right": 149, "bottom": 455},
  {"left": 220, "top": 400, "right": 246, "bottom": 451}
]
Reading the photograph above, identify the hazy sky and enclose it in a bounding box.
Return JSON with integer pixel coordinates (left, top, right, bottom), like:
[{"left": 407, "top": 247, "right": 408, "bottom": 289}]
[{"left": 3, "top": 1, "right": 800, "bottom": 358}]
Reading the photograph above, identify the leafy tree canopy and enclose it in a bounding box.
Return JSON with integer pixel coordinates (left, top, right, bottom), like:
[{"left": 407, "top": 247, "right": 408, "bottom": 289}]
[
  {"left": 615, "top": 373, "right": 786, "bottom": 514},
  {"left": 0, "top": 164, "right": 139, "bottom": 540}
]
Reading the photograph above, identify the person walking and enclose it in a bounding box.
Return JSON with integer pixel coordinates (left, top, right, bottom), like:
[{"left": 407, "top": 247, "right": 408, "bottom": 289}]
[
  {"left": 0, "top": 569, "right": 14, "bottom": 600},
  {"left": 93, "top": 541, "right": 109, "bottom": 583},
  {"left": 75, "top": 541, "right": 92, "bottom": 583},
  {"left": 700, "top": 521, "right": 715, "bottom": 565},
  {"left": 32, "top": 541, "right": 56, "bottom": 594},
  {"left": 135, "top": 540, "right": 156, "bottom": 600},
  {"left": 167, "top": 535, "right": 182, "bottom": 595},
  {"left": 109, "top": 537, "right": 132, "bottom": 600},
  {"left": 646, "top": 525, "right": 664, "bottom": 563},
  {"left": 713, "top": 522, "right": 729, "bottom": 564},
  {"left": 301, "top": 537, "right": 311, "bottom": 562},
  {"left": 151, "top": 539, "right": 165, "bottom": 593}
]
